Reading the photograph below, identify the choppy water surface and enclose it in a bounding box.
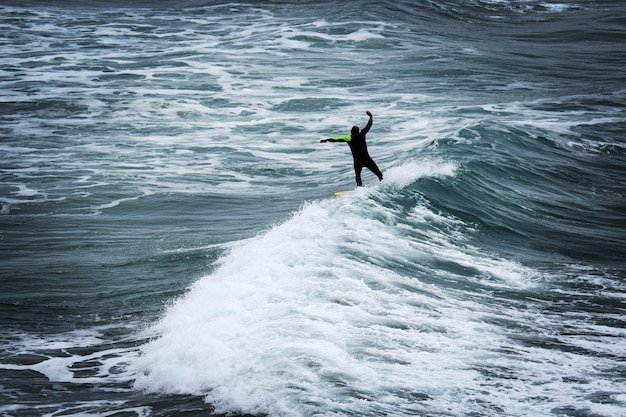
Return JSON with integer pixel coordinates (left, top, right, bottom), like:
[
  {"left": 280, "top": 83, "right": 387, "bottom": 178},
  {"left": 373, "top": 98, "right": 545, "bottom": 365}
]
[{"left": 1, "top": 1, "right": 625, "bottom": 416}]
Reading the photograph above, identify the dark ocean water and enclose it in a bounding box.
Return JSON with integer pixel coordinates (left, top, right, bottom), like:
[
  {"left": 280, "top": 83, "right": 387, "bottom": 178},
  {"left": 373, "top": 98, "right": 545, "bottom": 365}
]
[{"left": 1, "top": 1, "right": 625, "bottom": 416}]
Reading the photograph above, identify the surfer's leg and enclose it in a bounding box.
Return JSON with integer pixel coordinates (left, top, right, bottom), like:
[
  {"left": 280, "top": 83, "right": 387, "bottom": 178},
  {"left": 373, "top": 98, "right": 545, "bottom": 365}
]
[
  {"left": 367, "top": 159, "right": 383, "bottom": 181},
  {"left": 354, "top": 163, "right": 363, "bottom": 187}
]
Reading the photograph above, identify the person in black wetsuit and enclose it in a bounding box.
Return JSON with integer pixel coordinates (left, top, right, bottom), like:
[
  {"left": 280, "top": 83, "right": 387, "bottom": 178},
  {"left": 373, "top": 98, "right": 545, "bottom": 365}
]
[{"left": 320, "top": 110, "right": 383, "bottom": 187}]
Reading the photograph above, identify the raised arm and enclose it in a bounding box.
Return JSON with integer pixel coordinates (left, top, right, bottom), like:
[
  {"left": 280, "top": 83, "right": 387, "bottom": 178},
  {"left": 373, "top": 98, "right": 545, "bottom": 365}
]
[{"left": 361, "top": 110, "right": 373, "bottom": 135}]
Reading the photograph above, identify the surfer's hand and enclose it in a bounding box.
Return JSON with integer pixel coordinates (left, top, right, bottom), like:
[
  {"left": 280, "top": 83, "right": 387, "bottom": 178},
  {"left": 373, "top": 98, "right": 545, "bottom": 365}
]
[
  {"left": 366, "top": 110, "right": 372, "bottom": 116},
  {"left": 320, "top": 139, "right": 326, "bottom": 143}
]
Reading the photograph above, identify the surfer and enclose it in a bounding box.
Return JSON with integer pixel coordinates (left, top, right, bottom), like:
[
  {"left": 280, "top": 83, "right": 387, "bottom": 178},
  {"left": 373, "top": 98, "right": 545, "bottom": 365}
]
[{"left": 320, "top": 110, "right": 383, "bottom": 187}]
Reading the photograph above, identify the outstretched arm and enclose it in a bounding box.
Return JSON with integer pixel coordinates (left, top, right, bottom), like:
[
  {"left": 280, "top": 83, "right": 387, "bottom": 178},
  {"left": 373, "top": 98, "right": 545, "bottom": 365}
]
[{"left": 320, "top": 135, "right": 351, "bottom": 143}]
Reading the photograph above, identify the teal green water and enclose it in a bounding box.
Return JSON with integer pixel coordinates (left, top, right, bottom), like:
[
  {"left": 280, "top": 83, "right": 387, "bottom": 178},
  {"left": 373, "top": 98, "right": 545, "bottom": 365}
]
[{"left": 1, "top": 1, "right": 625, "bottom": 416}]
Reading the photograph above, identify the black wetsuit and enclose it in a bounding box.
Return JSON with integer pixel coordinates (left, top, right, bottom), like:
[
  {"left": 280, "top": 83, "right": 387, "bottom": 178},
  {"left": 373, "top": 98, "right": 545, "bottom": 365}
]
[{"left": 326, "top": 115, "right": 383, "bottom": 186}]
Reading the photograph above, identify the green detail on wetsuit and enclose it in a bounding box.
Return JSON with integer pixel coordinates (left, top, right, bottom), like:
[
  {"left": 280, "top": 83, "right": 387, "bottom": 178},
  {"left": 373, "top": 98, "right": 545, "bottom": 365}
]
[{"left": 331, "top": 135, "right": 351, "bottom": 142}]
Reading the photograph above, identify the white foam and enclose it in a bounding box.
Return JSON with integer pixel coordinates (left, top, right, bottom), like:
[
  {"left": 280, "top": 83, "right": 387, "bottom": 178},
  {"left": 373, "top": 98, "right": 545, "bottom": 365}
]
[
  {"left": 15, "top": 184, "right": 43, "bottom": 197},
  {"left": 0, "top": 328, "right": 139, "bottom": 385},
  {"left": 133, "top": 182, "right": 544, "bottom": 415},
  {"left": 383, "top": 158, "right": 457, "bottom": 188}
]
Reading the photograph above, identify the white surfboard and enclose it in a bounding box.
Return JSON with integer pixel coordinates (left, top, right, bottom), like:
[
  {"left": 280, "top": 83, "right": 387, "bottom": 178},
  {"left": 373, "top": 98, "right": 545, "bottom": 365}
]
[{"left": 334, "top": 190, "right": 353, "bottom": 198}]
